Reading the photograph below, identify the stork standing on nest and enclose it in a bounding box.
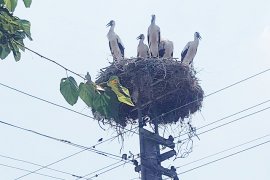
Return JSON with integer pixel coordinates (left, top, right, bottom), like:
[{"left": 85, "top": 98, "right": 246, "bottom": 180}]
[
  {"left": 159, "top": 39, "right": 174, "bottom": 58},
  {"left": 137, "top": 34, "right": 149, "bottom": 58},
  {"left": 147, "top": 15, "right": 161, "bottom": 58},
  {"left": 106, "top": 20, "right": 125, "bottom": 61},
  {"left": 181, "top": 32, "right": 202, "bottom": 67}
]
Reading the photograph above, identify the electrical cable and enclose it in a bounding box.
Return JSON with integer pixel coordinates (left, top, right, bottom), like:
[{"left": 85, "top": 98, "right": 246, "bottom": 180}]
[
  {"left": 174, "top": 99, "right": 270, "bottom": 139},
  {"left": 0, "top": 163, "right": 65, "bottom": 180},
  {"left": 0, "top": 119, "right": 124, "bottom": 161},
  {"left": 13, "top": 41, "right": 86, "bottom": 80},
  {"left": 75, "top": 160, "right": 124, "bottom": 180},
  {"left": 177, "top": 133, "right": 270, "bottom": 168},
  {"left": 179, "top": 106, "right": 270, "bottom": 142},
  {"left": 0, "top": 119, "right": 135, "bottom": 179},
  {"left": 0, "top": 153, "right": 87, "bottom": 179},
  {"left": 196, "top": 106, "right": 270, "bottom": 138},
  {"left": 0, "top": 82, "right": 139, "bottom": 136},
  {"left": 178, "top": 139, "right": 270, "bottom": 175},
  {"left": 87, "top": 161, "right": 127, "bottom": 180}
]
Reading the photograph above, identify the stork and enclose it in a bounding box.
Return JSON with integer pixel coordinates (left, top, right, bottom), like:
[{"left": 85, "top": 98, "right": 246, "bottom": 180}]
[
  {"left": 106, "top": 20, "right": 125, "bottom": 61},
  {"left": 137, "top": 34, "right": 149, "bottom": 58},
  {"left": 159, "top": 39, "right": 174, "bottom": 58},
  {"left": 147, "top": 15, "right": 160, "bottom": 58},
  {"left": 181, "top": 32, "right": 202, "bottom": 67}
]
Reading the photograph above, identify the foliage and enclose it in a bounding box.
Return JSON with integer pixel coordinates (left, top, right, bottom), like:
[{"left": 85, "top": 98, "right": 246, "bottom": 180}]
[
  {"left": 60, "top": 77, "right": 79, "bottom": 106},
  {"left": 0, "top": 0, "right": 32, "bottom": 12},
  {"left": 79, "top": 82, "right": 120, "bottom": 120},
  {"left": 60, "top": 75, "right": 134, "bottom": 121},
  {"left": 0, "top": 1, "right": 32, "bottom": 61},
  {"left": 107, "top": 76, "right": 134, "bottom": 107}
]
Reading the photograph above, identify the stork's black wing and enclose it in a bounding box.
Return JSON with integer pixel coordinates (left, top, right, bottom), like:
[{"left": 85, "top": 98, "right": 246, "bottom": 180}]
[
  {"left": 159, "top": 48, "right": 165, "bottom": 58},
  {"left": 181, "top": 43, "right": 190, "bottom": 62},
  {"left": 117, "top": 39, "right": 125, "bottom": 57}
]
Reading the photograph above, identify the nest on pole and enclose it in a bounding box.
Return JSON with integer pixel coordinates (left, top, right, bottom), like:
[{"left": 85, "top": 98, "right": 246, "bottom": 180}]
[{"left": 95, "top": 58, "right": 204, "bottom": 127}]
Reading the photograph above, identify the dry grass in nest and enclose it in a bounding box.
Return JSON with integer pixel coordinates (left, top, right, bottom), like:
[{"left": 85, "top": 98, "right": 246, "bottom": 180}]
[{"left": 95, "top": 58, "right": 204, "bottom": 127}]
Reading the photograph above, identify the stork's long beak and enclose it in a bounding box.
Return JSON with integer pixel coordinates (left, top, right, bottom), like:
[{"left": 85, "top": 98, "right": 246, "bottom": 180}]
[
  {"left": 106, "top": 22, "right": 111, "bottom": 27},
  {"left": 136, "top": 35, "right": 141, "bottom": 40}
]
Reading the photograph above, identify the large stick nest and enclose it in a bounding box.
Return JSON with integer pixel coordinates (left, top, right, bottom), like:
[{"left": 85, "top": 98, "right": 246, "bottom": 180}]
[{"left": 95, "top": 58, "right": 204, "bottom": 127}]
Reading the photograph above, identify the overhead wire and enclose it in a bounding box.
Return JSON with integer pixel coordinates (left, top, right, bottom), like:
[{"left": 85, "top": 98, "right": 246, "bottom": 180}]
[
  {"left": 0, "top": 153, "right": 87, "bottom": 179},
  {"left": 162, "top": 138, "right": 270, "bottom": 180},
  {"left": 0, "top": 163, "right": 65, "bottom": 180},
  {"left": 75, "top": 160, "right": 124, "bottom": 180},
  {"left": 13, "top": 40, "right": 86, "bottom": 80},
  {"left": 0, "top": 119, "right": 135, "bottom": 179},
  {"left": 174, "top": 99, "right": 270, "bottom": 139},
  {"left": 0, "top": 82, "right": 139, "bottom": 136},
  {"left": 179, "top": 106, "right": 270, "bottom": 142},
  {"left": 177, "top": 133, "right": 270, "bottom": 168},
  {"left": 195, "top": 106, "right": 270, "bottom": 138},
  {"left": 79, "top": 155, "right": 140, "bottom": 180},
  {"left": 178, "top": 139, "right": 270, "bottom": 175},
  {"left": 0, "top": 82, "right": 95, "bottom": 120},
  {"left": 0, "top": 119, "right": 124, "bottom": 161},
  {"left": 87, "top": 160, "right": 128, "bottom": 180}
]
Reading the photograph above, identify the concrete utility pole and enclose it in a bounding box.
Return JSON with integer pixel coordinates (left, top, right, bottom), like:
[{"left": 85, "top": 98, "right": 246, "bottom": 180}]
[{"left": 136, "top": 104, "right": 179, "bottom": 180}]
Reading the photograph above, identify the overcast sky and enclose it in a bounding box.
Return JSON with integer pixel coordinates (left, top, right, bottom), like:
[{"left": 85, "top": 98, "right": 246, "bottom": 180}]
[{"left": 0, "top": 0, "right": 270, "bottom": 180}]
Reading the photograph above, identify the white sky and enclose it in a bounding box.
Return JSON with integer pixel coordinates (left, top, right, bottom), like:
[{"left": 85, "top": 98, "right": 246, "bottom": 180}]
[{"left": 0, "top": 0, "right": 270, "bottom": 180}]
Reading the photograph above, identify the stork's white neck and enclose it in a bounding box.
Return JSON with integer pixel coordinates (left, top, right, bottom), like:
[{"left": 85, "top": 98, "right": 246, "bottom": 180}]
[
  {"left": 151, "top": 16, "right": 156, "bottom": 25},
  {"left": 139, "top": 39, "right": 144, "bottom": 43},
  {"left": 194, "top": 36, "right": 200, "bottom": 42},
  {"left": 109, "top": 25, "right": 115, "bottom": 31}
]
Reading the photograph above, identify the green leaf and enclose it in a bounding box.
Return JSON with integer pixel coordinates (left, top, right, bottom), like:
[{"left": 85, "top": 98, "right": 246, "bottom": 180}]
[
  {"left": 8, "top": 41, "right": 21, "bottom": 61},
  {"left": 4, "top": 0, "right": 18, "bottom": 12},
  {"left": 60, "top": 77, "right": 79, "bottom": 106},
  {"left": 117, "top": 86, "right": 135, "bottom": 106},
  {"left": 79, "top": 82, "right": 120, "bottom": 120},
  {"left": 79, "top": 82, "right": 95, "bottom": 107},
  {"left": 22, "top": 0, "right": 31, "bottom": 7},
  {"left": 12, "top": 49, "right": 20, "bottom": 61},
  {"left": 0, "top": 44, "right": 11, "bottom": 59},
  {"left": 19, "top": 19, "right": 32, "bottom": 40},
  {"left": 15, "top": 39, "right": 25, "bottom": 51},
  {"left": 107, "top": 76, "right": 135, "bottom": 106}
]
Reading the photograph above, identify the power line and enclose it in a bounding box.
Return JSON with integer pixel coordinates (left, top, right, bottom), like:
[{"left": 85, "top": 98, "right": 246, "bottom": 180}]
[
  {"left": 0, "top": 119, "right": 123, "bottom": 161},
  {"left": 0, "top": 82, "right": 139, "bottom": 136},
  {"left": 0, "top": 163, "right": 65, "bottom": 180},
  {"left": 196, "top": 106, "right": 270, "bottom": 137},
  {"left": 14, "top": 148, "right": 87, "bottom": 180},
  {"left": 79, "top": 156, "right": 140, "bottom": 180},
  {"left": 0, "top": 153, "right": 86, "bottom": 179},
  {"left": 0, "top": 119, "right": 134, "bottom": 179},
  {"left": 174, "top": 99, "right": 270, "bottom": 138},
  {"left": 13, "top": 40, "right": 86, "bottom": 80},
  {"left": 0, "top": 82, "right": 95, "bottom": 120},
  {"left": 179, "top": 106, "right": 270, "bottom": 142},
  {"left": 87, "top": 161, "right": 128, "bottom": 180},
  {"left": 150, "top": 68, "right": 270, "bottom": 122},
  {"left": 76, "top": 160, "right": 123, "bottom": 180},
  {"left": 178, "top": 139, "right": 270, "bottom": 175},
  {"left": 177, "top": 133, "right": 270, "bottom": 168}
]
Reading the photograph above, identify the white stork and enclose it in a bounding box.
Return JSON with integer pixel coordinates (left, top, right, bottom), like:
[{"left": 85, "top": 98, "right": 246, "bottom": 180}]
[
  {"left": 181, "top": 32, "right": 202, "bottom": 66},
  {"left": 137, "top": 34, "right": 149, "bottom": 58},
  {"left": 159, "top": 39, "right": 174, "bottom": 58},
  {"left": 106, "top": 20, "right": 125, "bottom": 61},
  {"left": 147, "top": 15, "right": 160, "bottom": 58}
]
